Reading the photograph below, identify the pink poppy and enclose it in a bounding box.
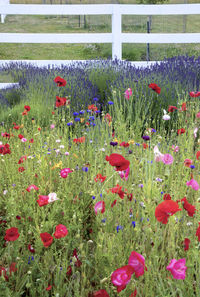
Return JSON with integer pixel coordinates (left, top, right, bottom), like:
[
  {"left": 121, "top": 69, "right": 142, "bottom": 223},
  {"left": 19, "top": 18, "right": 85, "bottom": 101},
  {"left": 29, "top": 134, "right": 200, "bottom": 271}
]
[
  {"left": 26, "top": 184, "right": 39, "bottom": 192},
  {"left": 128, "top": 251, "right": 147, "bottom": 278},
  {"left": 60, "top": 168, "right": 73, "bottom": 178},
  {"left": 189, "top": 91, "right": 200, "bottom": 97},
  {"left": 111, "top": 265, "right": 135, "bottom": 292},
  {"left": 118, "top": 166, "right": 130, "bottom": 181},
  {"left": 124, "top": 88, "right": 132, "bottom": 100},
  {"left": 162, "top": 154, "right": 173, "bottom": 165},
  {"left": 94, "top": 201, "right": 105, "bottom": 214},
  {"left": 184, "top": 159, "right": 193, "bottom": 167},
  {"left": 166, "top": 258, "right": 187, "bottom": 280},
  {"left": 186, "top": 178, "right": 199, "bottom": 191}
]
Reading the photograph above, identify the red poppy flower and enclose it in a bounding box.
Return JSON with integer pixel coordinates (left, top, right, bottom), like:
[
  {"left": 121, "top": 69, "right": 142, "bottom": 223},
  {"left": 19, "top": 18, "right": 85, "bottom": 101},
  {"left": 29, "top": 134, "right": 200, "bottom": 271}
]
[
  {"left": 196, "top": 222, "right": 200, "bottom": 241},
  {"left": 142, "top": 143, "right": 148, "bottom": 149},
  {"left": 18, "top": 167, "right": 25, "bottom": 172},
  {"left": 181, "top": 197, "right": 196, "bottom": 217},
  {"left": 28, "top": 244, "right": 35, "bottom": 253},
  {"left": 13, "top": 125, "right": 20, "bottom": 130},
  {"left": 73, "top": 136, "right": 85, "bottom": 143},
  {"left": 29, "top": 138, "right": 34, "bottom": 143},
  {"left": 0, "top": 143, "right": 11, "bottom": 155},
  {"left": 1, "top": 132, "right": 10, "bottom": 139},
  {"left": 120, "top": 142, "right": 129, "bottom": 147},
  {"left": 4, "top": 227, "right": 20, "bottom": 241},
  {"left": 189, "top": 91, "right": 200, "bottom": 98},
  {"left": 94, "top": 173, "right": 106, "bottom": 183},
  {"left": 196, "top": 151, "right": 200, "bottom": 160},
  {"left": 92, "top": 289, "right": 110, "bottom": 297},
  {"left": 111, "top": 199, "right": 117, "bottom": 207},
  {"left": 46, "top": 285, "right": 52, "bottom": 291},
  {"left": 55, "top": 96, "right": 67, "bottom": 108},
  {"left": 184, "top": 159, "right": 193, "bottom": 167},
  {"left": 148, "top": 83, "right": 161, "bottom": 94},
  {"left": 106, "top": 153, "right": 130, "bottom": 171},
  {"left": 18, "top": 134, "right": 24, "bottom": 139},
  {"left": 168, "top": 106, "right": 178, "bottom": 112},
  {"left": 73, "top": 248, "right": 82, "bottom": 267},
  {"left": 37, "top": 195, "right": 49, "bottom": 207},
  {"left": 88, "top": 104, "right": 98, "bottom": 112},
  {"left": 66, "top": 265, "right": 72, "bottom": 277},
  {"left": 155, "top": 200, "right": 182, "bottom": 224},
  {"left": 54, "top": 76, "right": 67, "bottom": 87},
  {"left": 183, "top": 238, "right": 190, "bottom": 251},
  {"left": 181, "top": 102, "right": 187, "bottom": 111},
  {"left": 40, "top": 232, "right": 53, "bottom": 248},
  {"left": 18, "top": 155, "right": 27, "bottom": 164},
  {"left": 53, "top": 224, "right": 68, "bottom": 239},
  {"left": 110, "top": 184, "right": 126, "bottom": 199},
  {"left": 22, "top": 110, "right": 28, "bottom": 116},
  {"left": 24, "top": 105, "right": 31, "bottom": 112},
  {"left": 177, "top": 128, "right": 185, "bottom": 135},
  {"left": 163, "top": 193, "right": 171, "bottom": 200}
]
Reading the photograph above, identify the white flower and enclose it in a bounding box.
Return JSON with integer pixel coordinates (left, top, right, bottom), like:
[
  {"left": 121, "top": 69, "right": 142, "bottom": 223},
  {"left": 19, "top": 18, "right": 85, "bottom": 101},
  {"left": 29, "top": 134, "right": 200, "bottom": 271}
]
[
  {"left": 163, "top": 109, "right": 170, "bottom": 121},
  {"left": 59, "top": 145, "right": 64, "bottom": 149},
  {"left": 3, "top": 190, "right": 8, "bottom": 195},
  {"left": 186, "top": 222, "right": 193, "bottom": 226},
  {"left": 48, "top": 193, "right": 59, "bottom": 203},
  {"left": 56, "top": 139, "right": 61, "bottom": 143},
  {"left": 99, "top": 148, "right": 105, "bottom": 152}
]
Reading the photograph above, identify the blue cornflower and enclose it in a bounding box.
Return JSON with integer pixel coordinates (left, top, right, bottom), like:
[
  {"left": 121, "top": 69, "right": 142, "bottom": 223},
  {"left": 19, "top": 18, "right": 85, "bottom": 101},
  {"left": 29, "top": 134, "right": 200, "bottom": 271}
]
[
  {"left": 108, "top": 101, "right": 114, "bottom": 105},
  {"left": 82, "top": 167, "right": 89, "bottom": 172},
  {"left": 75, "top": 117, "right": 80, "bottom": 122},
  {"left": 100, "top": 193, "right": 103, "bottom": 197},
  {"left": 89, "top": 116, "right": 95, "bottom": 121},
  {"left": 132, "top": 221, "right": 136, "bottom": 228},
  {"left": 91, "top": 123, "right": 96, "bottom": 126},
  {"left": 79, "top": 110, "right": 85, "bottom": 115},
  {"left": 92, "top": 196, "right": 96, "bottom": 200},
  {"left": 161, "top": 191, "right": 164, "bottom": 195},
  {"left": 135, "top": 143, "right": 140, "bottom": 146},
  {"left": 151, "top": 129, "right": 156, "bottom": 133},
  {"left": 67, "top": 122, "right": 73, "bottom": 126},
  {"left": 116, "top": 225, "right": 123, "bottom": 233},
  {"left": 101, "top": 218, "right": 106, "bottom": 223},
  {"left": 73, "top": 112, "right": 79, "bottom": 116},
  {"left": 190, "top": 165, "right": 195, "bottom": 169},
  {"left": 96, "top": 110, "right": 101, "bottom": 114},
  {"left": 87, "top": 110, "right": 92, "bottom": 113},
  {"left": 110, "top": 141, "right": 118, "bottom": 146},
  {"left": 93, "top": 97, "right": 98, "bottom": 102}
]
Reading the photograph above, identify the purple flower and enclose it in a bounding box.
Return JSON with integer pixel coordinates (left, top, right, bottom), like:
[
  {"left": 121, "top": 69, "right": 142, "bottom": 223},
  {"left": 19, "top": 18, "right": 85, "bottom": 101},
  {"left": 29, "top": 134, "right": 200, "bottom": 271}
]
[{"left": 142, "top": 135, "right": 150, "bottom": 141}]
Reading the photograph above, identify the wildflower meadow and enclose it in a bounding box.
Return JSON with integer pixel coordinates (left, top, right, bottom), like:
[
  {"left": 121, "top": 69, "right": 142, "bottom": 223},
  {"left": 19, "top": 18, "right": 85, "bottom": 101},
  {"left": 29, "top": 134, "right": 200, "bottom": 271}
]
[{"left": 0, "top": 56, "right": 200, "bottom": 297}]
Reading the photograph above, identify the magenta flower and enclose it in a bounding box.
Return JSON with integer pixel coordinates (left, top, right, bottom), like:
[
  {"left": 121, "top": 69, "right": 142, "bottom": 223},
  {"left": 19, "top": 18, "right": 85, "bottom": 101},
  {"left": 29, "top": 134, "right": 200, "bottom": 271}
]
[
  {"left": 166, "top": 258, "right": 187, "bottom": 280},
  {"left": 124, "top": 88, "right": 132, "bottom": 100},
  {"left": 186, "top": 178, "right": 199, "bottom": 191},
  {"left": 128, "top": 251, "right": 147, "bottom": 278},
  {"left": 60, "top": 168, "right": 73, "bottom": 178},
  {"left": 111, "top": 265, "right": 134, "bottom": 292},
  {"left": 26, "top": 184, "right": 39, "bottom": 192},
  {"left": 94, "top": 201, "right": 105, "bottom": 215},
  {"left": 118, "top": 166, "right": 130, "bottom": 181},
  {"left": 162, "top": 154, "right": 173, "bottom": 165}
]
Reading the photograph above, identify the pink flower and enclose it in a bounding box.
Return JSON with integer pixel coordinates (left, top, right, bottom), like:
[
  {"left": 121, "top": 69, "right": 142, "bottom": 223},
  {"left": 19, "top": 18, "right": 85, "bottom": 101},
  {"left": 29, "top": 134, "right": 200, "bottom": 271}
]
[
  {"left": 186, "top": 178, "right": 199, "bottom": 191},
  {"left": 21, "top": 138, "right": 27, "bottom": 142},
  {"left": 118, "top": 166, "right": 130, "bottom": 181},
  {"left": 162, "top": 154, "right": 173, "bottom": 165},
  {"left": 26, "top": 185, "right": 39, "bottom": 192},
  {"left": 94, "top": 201, "right": 105, "bottom": 215},
  {"left": 153, "top": 145, "right": 164, "bottom": 162},
  {"left": 37, "top": 193, "right": 59, "bottom": 207},
  {"left": 60, "top": 168, "right": 73, "bottom": 178},
  {"left": 171, "top": 145, "right": 179, "bottom": 152},
  {"left": 124, "top": 88, "right": 132, "bottom": 100},
  {"left": 111, "top": 265, "right": 134, "bottom": 292},
  {"left": 128, "top": 251, "right": 147, "bottom": 278},
  {"left": 166, "top": 258, "right": 187, "bottom": 280},
  {"left": 53, "top": 224, "right": 68, "bottom": 239},
  {"left": 50, "top": 124, "right": 55, "bottom": 129},
  {"left": 184, "top": 159, "right": 193, "bottom": 167},
  {"left": 194, "top": 127, "right": 198, "bottom": 138},
  {"left": 196, "top": 112, "right": 200, "bottom": 118}
]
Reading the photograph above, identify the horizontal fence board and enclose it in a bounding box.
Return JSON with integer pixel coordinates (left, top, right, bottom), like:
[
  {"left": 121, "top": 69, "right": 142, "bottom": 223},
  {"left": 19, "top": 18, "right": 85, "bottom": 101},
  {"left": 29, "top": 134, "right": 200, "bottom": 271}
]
[
  {"left": 0, "top": 33, "right": 112, "bottom": 43},
  {"left": 119, "top": 4, "right": 200, "bottom": 15},
  {"left": 0, "top": 4, "right": 113, "bottom": 16},
  {"left": 121, "top": 33, "right": 200, "bottom": 43},
  {"left": 0, "top": 4, "right": 200, "bottom": 16}
]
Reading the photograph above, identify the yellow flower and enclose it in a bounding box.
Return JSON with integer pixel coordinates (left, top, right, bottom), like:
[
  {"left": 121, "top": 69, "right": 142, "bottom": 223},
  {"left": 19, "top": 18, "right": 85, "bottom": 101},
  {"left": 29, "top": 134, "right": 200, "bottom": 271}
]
[
  {"left": 51, "top": 161, "right": 63, "bottom": 170},
  {"left": 128, "top": 139, "right": 135, "bottom": 144},
  {"left": 80, "top": 118, "right": 85, "bottom": 123}
]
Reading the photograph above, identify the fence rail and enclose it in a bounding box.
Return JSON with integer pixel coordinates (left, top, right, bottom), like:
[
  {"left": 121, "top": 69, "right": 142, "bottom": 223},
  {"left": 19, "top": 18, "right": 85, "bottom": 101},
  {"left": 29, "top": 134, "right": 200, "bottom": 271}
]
[{"left": 0, "top": 3, "right": 200, "bottom": 64}]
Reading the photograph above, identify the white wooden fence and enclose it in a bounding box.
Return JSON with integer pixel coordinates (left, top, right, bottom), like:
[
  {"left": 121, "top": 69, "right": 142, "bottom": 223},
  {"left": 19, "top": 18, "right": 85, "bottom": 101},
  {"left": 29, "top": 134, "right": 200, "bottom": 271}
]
[{"left": 0, "top": 2, "right": 200, "bottom": 74}]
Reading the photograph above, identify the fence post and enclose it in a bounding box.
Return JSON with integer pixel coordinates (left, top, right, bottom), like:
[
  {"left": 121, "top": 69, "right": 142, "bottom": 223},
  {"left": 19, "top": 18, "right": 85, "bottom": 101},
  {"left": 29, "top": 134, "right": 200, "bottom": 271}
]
[
  {"left": 1, "top": 0, "right": 9, "bottom": 24},
  {"left": 112, "top": 5, "right": 122, "bottom": 60}
]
